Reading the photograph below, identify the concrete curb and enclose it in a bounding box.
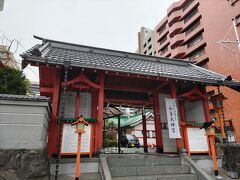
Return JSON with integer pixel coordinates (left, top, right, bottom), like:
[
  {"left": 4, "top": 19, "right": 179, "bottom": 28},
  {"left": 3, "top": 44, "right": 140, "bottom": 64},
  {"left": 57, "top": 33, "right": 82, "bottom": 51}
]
[{"left": 99, "top": 155, "right": 112, "bottom": 180}]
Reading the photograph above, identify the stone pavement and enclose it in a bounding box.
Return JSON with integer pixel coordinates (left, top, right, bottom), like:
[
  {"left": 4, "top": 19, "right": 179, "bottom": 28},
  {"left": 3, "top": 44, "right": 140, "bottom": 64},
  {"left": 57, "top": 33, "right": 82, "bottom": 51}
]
[{"left": 204, "top": 168, "right": 237, "bottom": 180}]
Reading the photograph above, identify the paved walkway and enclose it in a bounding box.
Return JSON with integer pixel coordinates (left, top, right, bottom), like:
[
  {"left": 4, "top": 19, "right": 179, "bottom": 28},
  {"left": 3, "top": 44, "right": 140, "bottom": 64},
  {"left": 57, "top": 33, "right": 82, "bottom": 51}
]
[{"left": 204, "top": 168, "right": 236, "bottom": 180}]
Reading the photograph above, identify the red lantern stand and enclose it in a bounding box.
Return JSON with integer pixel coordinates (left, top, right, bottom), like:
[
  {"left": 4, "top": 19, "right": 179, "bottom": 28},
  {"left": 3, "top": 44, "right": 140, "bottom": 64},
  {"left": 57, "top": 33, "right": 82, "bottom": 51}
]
[
  {"left": 205, "top": 123, "right": 219, "bottom": 177},
  {"left": 71, "top": 116, "right": 89, "bottom": 180}
]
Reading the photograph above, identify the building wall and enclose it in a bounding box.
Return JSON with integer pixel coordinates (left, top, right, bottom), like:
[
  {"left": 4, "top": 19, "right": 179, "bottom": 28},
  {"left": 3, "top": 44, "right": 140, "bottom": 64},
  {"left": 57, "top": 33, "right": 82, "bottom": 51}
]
[
  {"left": 0, "top": 99, "right": 50, "bottom": 149},
  {"left": 131, "top": 116, "right": 156, "bottom": 146},
  {"left": 154, "top": 0, "right": 240, "bottom": 141},
  {"left": 137, "top": 27, "right": 156, "bottom": 56}
]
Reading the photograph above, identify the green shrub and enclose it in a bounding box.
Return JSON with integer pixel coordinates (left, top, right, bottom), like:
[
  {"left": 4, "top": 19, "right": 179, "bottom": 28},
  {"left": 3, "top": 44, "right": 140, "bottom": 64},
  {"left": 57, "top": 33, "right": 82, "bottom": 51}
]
[
  {"left": 104, "top": 139, "right": 118, "bottom": 147},
  {"left": 0, "top": 67, "right": 30, "bottom": 95}
]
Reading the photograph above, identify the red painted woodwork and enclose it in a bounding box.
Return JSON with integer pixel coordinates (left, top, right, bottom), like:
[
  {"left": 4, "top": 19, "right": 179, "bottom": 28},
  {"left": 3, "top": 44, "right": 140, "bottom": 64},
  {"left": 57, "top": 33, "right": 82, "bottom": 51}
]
[
  {"left": 107, "top": 71, "right": 169, "bottom": 82},
  {"left": 104, "top": 98, "right": 152, "bottom": 106},
  {"left": 75, "top": 91, "right": 80, "bottom": 117},
  {"left": 179, "top": 101, "right": 187, "bottom": 149},
  {"left": 62, "top": 72, "right": 100, "bottom": 89},
  {"left": 91, "top": 93, "right": 98, "bottom": 153},
  {"left": 40, "top": 87, "right": 54, "bottom": 93},
  {"left": 47, "top": 67, "right": 61, "bottom": 157},
  {"left": 203, "top": 98, "right": 211, "bottom": 122},
  {"left": 153, "top": 91, "right": 163, "bottom": 152},
  {"left": 170, "top": 82, "right": 182, "bottom": 150},
  {"left": 179, "top": 86, "right": 208, "bottom": 102},
  {"left": 142, "top": 110, "right": 148, "bottom": 152},
  {"left": 105, "top": 84, "right": 154, "bottom": 93},
  {"left": 97, "top": 72, "right": 104, "bottom": 151}
]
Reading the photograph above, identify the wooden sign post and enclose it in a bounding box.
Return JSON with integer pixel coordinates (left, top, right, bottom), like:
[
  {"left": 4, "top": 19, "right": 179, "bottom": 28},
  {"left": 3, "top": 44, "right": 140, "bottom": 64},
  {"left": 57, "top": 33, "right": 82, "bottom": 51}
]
[{"left": 71, "top": 116, "right": 89, "bottom": 180}]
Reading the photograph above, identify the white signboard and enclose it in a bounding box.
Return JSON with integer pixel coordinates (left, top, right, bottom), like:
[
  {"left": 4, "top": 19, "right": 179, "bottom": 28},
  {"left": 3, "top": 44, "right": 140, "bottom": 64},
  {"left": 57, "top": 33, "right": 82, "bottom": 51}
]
[
  {"left": 61, "top": 124, "right": 92, "bottom": 154},
  {"left": 187, "top": 128, "right": 208, "bottom": 152},
  {"left": 165, "top": 98, "right": 181, "bottom": 138}
]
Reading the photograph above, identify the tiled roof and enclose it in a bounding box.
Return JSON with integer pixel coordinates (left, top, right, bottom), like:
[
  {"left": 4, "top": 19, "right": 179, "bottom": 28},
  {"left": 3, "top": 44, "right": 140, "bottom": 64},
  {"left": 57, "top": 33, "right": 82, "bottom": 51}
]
[
  {"left": 0, "top": 94, "right": 50, "bottom": 102},
  {"left": 108, "top": 110, "right": 152, "bottom": 127},
  {"left": 21, "top": 36, "right": 240, "bottom": 90}
]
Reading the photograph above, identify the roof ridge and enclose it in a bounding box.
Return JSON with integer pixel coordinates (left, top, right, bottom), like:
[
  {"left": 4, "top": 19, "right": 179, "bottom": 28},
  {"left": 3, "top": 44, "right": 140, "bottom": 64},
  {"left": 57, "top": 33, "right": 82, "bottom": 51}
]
[{"left": 33, "top": 35, "right": 190, "bottom": 66}]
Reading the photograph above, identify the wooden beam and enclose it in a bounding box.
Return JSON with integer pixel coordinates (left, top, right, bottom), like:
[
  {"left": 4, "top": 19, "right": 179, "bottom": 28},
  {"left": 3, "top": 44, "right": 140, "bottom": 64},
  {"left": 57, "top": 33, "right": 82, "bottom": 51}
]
[
  {"left": 40, "top": 87, "right": 54, "bottom": 93},
  {"left": 75, "top": 91, "right": 80, "bottom": 117},
  {"left": 48, "top": 68, "right": 60, "bottom": 157},
  {"left": 105, "top": 98, "right": 152, "bottom": 106},
  {"left": 105, "top": 84, "right": 154, "bottom": 93},
  {"left": 97, "top": 72, "right": 104, "bottom": 151},
  {"left": 107, "top": 71, "right": 169, "bottom": 81},
  {"left": 156, "top": 82, "right": 169, "bottom": 90},
  {"left": 62, "top": 72, "right": 100, "bottom": 89},
  {"left": 153, "top": 90, "right": 163, "bottom": 153}
]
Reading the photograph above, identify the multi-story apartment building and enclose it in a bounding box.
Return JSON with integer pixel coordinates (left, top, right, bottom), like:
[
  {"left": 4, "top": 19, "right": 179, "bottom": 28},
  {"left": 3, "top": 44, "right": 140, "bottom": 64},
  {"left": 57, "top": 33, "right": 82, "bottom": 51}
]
[
  {"left": 154, "top": 0, "right": 240, "bottom": 141},
  {"left": 137, "top": 27, "right": 156, "bottom": 56}
]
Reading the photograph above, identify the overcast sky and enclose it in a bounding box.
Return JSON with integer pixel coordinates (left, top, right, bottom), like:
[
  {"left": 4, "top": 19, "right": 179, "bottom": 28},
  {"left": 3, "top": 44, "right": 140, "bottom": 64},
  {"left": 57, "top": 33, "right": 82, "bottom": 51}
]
[{"left": 0, "top": 0, "right": 177, "bottom": 82}]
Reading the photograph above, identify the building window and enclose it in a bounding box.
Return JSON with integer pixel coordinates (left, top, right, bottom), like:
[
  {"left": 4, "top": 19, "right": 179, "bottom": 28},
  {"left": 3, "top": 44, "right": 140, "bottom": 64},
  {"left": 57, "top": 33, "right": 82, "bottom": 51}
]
[
  {"left": 159, "top": 35, "right": 167, "bottom": 45},
  {"left": 143, "top": 43, "right": 147, "bottom": 48},
  {"left": 185, "top": 20, "right": 200, "bottom": 36},
  {"left": 159, "top": 46, "right": 168, "bottom": 55},
  {"left": 230, "top": 0, "right": 239, "bottom": 6},
  {"left": 152, "top": 131, "right": 156, "bottom": 138},
  {"left": 188, "top": 48, "right": 205, "bottom": 61},
  {"left": 144, "top": 50, "right": 147, "bottom": 54},
  {"left": 148, "top": 37, "right": 151, "bottom": 43},
  {"left": 158, "top": 25, "right": 167, "bottom": 35},
  {"left": 148, "top": 44, "right": 152, "bottom": 50},
  {"left": 184, "top": 8, "right": 198, "bottom": 24},
  {"left": 187, "top": 34, "right": 203, "bottom": 48},
  {"left": 236, "top": 15, "right": 240, "bottom": 25},
  {"left": 149, "top": 52, "right": 153, "bottom": 56},
  {"left": 182, "top": 0, "right": 195, "bottom": 11},
  {"left": 147, "top": 131, "right": 150, "bottom": 138}
]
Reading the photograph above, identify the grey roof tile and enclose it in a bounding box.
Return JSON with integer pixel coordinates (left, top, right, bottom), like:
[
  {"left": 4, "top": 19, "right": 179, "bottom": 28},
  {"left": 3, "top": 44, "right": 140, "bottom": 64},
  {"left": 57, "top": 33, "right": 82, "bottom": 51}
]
[
  {"left": 20, "top": 36, "right": 240, "bottom": 90},
  {"left": 0, "top": 94, "right": 50, "bottom": 102}
]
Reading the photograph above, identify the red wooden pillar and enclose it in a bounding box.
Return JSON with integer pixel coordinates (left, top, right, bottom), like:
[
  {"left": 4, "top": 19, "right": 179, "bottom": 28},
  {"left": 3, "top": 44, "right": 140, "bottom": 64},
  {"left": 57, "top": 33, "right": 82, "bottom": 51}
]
[
  {"left": 142, "top": 109, "right": 148, "bottom": 153},
  {"left": 202, "top": 90, "right": 210, "bottom": 122},
  {"left": 170, "top": 82, "right": 182, "bottom": 151},
  {"left": 97, "top": 72, "right": 104, "bottom": 151},
  {"left": 48, "top": 67, "right": 61, "bottom": 157},
  {"left": 179, "top": 100, "right": 186, "bottom": 149},
  {"left": 75, "top": 90, "right": 80, "bottom": 117},
  {"left": 153, "top": 91, "right": 163, "bottom": 153},
  {"left": 91, "top": 92, "right": 98, "bottom": 153}
]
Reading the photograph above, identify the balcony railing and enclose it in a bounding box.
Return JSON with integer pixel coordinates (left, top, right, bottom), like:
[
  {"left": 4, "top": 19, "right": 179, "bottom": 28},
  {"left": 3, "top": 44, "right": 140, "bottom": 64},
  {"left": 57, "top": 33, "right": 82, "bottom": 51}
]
[
  {"left": 169, "top": 21, "right": 184, "bottom": 37},
  {"left": 183, "top": 11, "right": 201, "bottom": 31},
  {"left": 170, "top": 33, "right": 185, "bottom": 48},
  {"left": 171, "top": 45, "right": 186, "bottom": 58},
  {"left": 182, "top": 0, "right": 199, "bottom": 20},
  {"left": 168, "top": 9, "right": 182, "bottom": 26},
  {"left": 186, "top": 40, "right": 206, "bottom": 56}
]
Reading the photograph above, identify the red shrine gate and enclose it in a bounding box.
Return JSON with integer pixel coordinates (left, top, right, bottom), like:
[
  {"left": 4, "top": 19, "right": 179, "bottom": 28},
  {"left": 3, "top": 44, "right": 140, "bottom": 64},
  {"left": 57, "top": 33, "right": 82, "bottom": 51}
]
[{"left": 21, "top": 36, "right": 240, "bottom": 157}]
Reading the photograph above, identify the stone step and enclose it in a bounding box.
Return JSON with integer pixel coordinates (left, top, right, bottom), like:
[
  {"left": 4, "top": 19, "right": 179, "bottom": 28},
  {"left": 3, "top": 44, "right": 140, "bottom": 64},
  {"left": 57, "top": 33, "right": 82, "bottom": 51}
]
[
  {"left": 107, "top": 155, "right": 180, "bottom": 167},
  {"left": 50, "top": 173, "right": 101, "bottom": 180},
  {"left": 50, "top": 162, "right": 99, "bottom": 175},
  {"left": 110, "top": 165, "right": 190, "bottom": 177},
  {"left": 112, "top": 174, "right": 198, "bottom": 180}
]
